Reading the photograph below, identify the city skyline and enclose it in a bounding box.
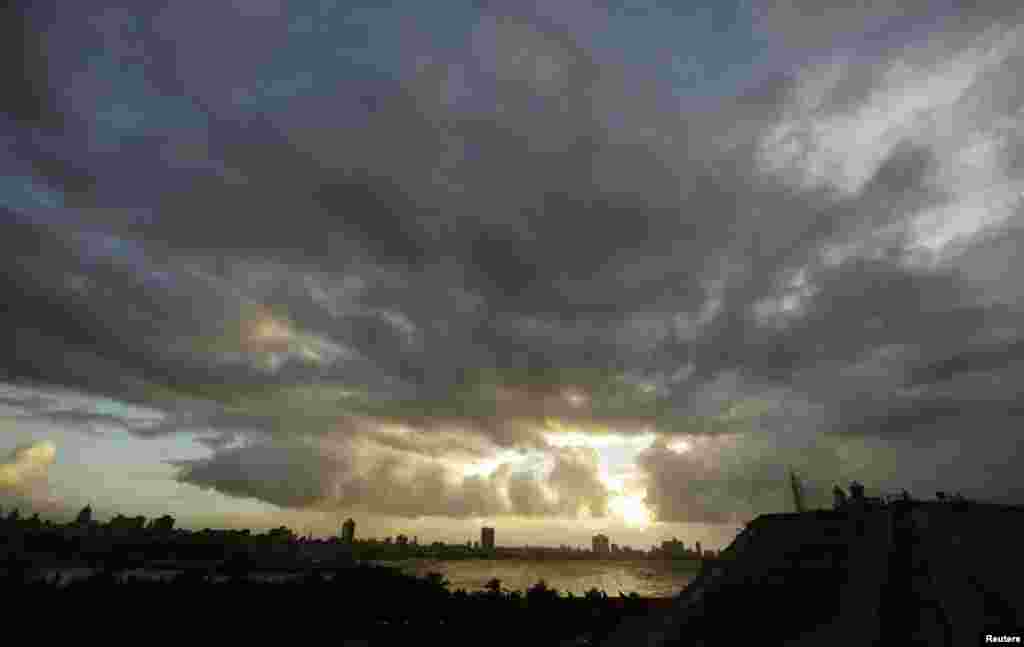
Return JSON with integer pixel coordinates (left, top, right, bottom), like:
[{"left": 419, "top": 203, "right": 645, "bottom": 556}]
[{"left": 4, "top": 2, "right": 1024, "bottom": 550}]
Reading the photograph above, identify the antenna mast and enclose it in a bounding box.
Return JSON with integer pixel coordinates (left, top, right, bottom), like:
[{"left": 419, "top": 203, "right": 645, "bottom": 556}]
[{"left": 789, "top": 469, "right": 806, "bottom": 513}]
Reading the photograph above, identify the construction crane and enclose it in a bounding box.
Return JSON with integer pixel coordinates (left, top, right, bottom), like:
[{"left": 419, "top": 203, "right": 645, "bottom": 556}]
[{"left": 789, "top": 469, "right": 806, "bottom": 513}]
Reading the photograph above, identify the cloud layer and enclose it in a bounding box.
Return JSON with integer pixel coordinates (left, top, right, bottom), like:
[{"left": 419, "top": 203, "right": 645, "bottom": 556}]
[
  {"left": 0, "top": 440, "right": 57, "bottom": 490},
  {"left": 3, "top": 2, "right": 1024, "bottom": 526}
]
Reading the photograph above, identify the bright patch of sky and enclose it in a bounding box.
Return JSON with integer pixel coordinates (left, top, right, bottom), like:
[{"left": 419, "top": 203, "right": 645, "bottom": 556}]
[
  {"left": 0, "top": 177, "right": 64, "bottom": 211},
  {"left": 591, "top": 0, "right": 769, "bottom": 101},
  {"left": 74, "top": 54, "right": 209, "bottom": 151},
  {"left": 0, "top": 413, "right": 258, "bottom": 522}
]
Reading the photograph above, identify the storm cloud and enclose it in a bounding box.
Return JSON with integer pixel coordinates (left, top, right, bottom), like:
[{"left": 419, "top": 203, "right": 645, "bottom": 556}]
[{"left": 3, "top": 1, "right": 1024, "bottom": 527}]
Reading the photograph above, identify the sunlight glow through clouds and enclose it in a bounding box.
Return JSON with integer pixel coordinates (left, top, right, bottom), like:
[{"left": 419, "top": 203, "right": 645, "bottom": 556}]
[
  {"left": 457, "top": 449, "right": 528, "bottom": 479},
  {"left": 541, "top": 418, "right": 657, "bottom": 451},
  {"left": 667, "top": 438, "right": 693, "bottom": 454},
  {"left": 235, "top": 307, "right": 354, "bottom": 370},
  {"left": 609, "top": 492, "right": 653, "bottom": 528},
  {"left": 539, "top": 418, "right": 659, "bottom": 527},
  {"left": 0, "top": 440, "right": 57, "bottom": 488}
]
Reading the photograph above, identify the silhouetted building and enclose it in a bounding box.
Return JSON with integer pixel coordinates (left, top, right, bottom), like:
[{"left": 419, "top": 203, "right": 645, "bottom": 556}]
[
  {"left": 75, "top": 505, "right": 92, "bottom": 525},
  {"left": 696, "top": 541, "right": 702, "bottom": 556},
  {"left": 481, "top": 526, "right": 495, "bottom": 550},
  {"left": 850, "top": 481, "right": 865, "bottom": 501},
  {"left": 396, "top": 534, "right": 409, "bottom": 547},
  {"left": 833, "top": 485, "right": 848, "bottom": 509},
  {"left": 341, "top": 518, "right": 356, "bottom": 543},
  {"left": 592, "top": 534, "right": 610, "bottom": 554}
]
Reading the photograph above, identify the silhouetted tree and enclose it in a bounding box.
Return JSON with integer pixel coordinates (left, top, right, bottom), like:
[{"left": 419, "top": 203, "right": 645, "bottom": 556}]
[
  {"left": 484, "top": 577, "right": 502, "bottom": 597},
  {"left": 526, "top": 579, "right": 559, "bottom": 605},
  {"left": 425, "top": 571, "right": 450, "bottom": 591}
]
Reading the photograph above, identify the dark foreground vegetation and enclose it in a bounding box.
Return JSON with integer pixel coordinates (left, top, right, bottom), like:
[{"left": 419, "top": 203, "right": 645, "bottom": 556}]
[{"left": 1, "top": 558, "right": 667, "bottom": 646}]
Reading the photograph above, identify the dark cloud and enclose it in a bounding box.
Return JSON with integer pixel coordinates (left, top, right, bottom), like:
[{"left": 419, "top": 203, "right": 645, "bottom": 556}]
[
  {"left": 173, "top": 439, "right": 339, "bottom": 509},
  {"left": 4, "top": 1, "right": 1024, "bottom": 523},
  {"left": 173, "top": 434, "right": 609, "bottom": 520},
  {"left": 1, "top": 3, "right": 63, "bottom": 128}
]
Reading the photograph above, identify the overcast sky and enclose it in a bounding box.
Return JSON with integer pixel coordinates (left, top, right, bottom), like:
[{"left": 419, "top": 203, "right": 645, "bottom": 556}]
[{"left": 2, "top": 0, "right": 1022, "bottom": 549}]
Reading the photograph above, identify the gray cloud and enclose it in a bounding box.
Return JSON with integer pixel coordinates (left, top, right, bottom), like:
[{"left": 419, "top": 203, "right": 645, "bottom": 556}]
[
  {"left": 173, "top": 433, "right": 610, "bottom": 520},
  {"left": 4, "top": 2, "right": 1024, "bottom": 523}
]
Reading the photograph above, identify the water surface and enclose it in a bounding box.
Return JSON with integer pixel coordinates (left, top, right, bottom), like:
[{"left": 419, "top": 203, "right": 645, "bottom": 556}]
[
  {"left": 20, "top": 559, "right": 699, "bottom": 596},
  {"left": 386, "top": 559, "right": 698, "bottom": 597}
]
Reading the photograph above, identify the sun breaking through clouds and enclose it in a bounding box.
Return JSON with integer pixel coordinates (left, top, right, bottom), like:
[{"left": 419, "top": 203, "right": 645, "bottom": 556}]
[{"left": 2, "top": 0, "right": 1024, "bottom": 545}]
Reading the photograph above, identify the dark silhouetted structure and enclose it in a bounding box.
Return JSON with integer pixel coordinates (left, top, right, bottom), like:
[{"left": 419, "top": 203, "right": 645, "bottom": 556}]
[
  {"left": 833, "top": 485, "right": 848, "bottom": 509},
  {"left": 148, "top": 514, "right": 175, "bottom": 533},
  {"left": 75, "top": 505, "right": 92, "bottom": 525},
  {"left": 592, "top": 534, "right": 610, "bottom": 555},
  {"left": 481, "top": 526, "right": 495, "bottom": 550},
  {"left": 789, "top": 469, "right": 806, "bottom": 513},
  {"left": 341, "top": 518, "right": 355, "bottom": 543}
]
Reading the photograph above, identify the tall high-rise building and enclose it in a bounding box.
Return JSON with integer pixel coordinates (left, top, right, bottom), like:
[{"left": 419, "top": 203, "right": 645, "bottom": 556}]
[
  {"left": 341, "top": 518, "right": 356, "bottom": 543},
  {"left": 481, "top": 526, "right": 495, "bottom": 550},
  {"left": 592, "top": 534, "right": 610, "bottom": 554}
]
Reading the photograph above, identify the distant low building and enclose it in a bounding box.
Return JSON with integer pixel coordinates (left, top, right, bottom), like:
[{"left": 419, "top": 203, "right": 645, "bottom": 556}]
[
  {"left": 592, "top": 534, "right": 610, "bottom": 555},
  {"left": 481, "top": 526, "right": 495, "bottom": 550}
]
